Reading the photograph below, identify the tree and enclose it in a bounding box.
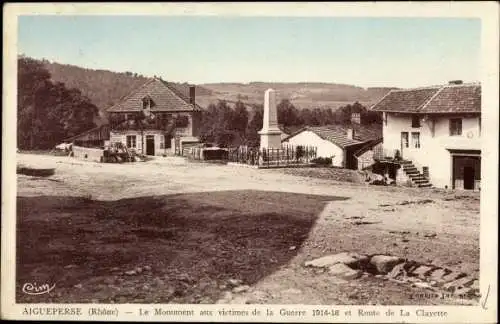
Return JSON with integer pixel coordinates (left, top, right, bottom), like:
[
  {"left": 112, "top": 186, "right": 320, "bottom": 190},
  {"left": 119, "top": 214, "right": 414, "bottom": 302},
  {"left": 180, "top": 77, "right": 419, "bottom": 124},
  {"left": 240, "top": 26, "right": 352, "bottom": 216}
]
[
  {"left": 277, "top": 99, "right": 301, "bottom": 127},
  {"left": 310, "top": 108, "right": 324, "bottom": 126},
  {"left": 199, "top": 100, "right": 238, "bottom": 147},
  {"left": 299, "top": 108, "right": 313, "bottom": 126},
  {"left": 230, "top": 101, "right": 249, "bottom": 143},
  {"left": 17, "top": 57, "right": 99, "bottom": 149},
  {"left": 245, "top": 104, "right": 263, "bottom": 148}
]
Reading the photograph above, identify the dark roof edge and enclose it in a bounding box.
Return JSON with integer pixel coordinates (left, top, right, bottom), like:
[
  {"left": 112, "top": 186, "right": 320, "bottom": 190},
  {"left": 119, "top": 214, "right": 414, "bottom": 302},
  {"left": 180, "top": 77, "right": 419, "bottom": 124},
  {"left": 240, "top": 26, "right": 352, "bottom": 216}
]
[
  {"left": 281, "top": 126, "right": 309, "bottom": 142},
  {"left": 353, "top": 138, "right": 383, "bottom": 157}
]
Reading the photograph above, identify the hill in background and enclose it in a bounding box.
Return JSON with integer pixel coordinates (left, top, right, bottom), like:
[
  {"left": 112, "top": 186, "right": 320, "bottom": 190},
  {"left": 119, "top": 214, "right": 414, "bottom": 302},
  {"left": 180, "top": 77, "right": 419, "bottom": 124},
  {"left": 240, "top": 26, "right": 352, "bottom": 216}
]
[
  {"left": 200, "top": 82, "right": 396, "bottom": 111},
  {"left": 37, "top": 58, "right": 396, "bottom": 125}
]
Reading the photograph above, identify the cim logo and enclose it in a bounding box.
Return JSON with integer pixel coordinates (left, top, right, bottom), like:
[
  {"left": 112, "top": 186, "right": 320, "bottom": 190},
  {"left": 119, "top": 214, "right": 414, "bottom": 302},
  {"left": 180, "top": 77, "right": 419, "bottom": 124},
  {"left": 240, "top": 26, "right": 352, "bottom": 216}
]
[{"left": 22, "top": 282, "right": 56, "bottom": 295}]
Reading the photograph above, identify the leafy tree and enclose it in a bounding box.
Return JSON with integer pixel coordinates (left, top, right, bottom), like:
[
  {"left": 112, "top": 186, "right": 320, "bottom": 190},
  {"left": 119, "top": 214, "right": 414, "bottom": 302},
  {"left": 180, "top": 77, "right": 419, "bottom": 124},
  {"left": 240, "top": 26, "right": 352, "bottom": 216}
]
[
  {"left": 230, "top": 100, "right": 249, "bottom": 134},
  {"left": 245, "top": 104, "right": 263, "bottom": 148},
  {"left": 299, "top": 108, "right": 313, "bottom": 125},
  {"left": 277, "top": 99, "right": 301, "bottom": 127},
  {"left": 17, "top": 57, "right": 98, "bottom": 149},
  {"left": 199, "top": 100, "right": 238, "bottom": 147}
]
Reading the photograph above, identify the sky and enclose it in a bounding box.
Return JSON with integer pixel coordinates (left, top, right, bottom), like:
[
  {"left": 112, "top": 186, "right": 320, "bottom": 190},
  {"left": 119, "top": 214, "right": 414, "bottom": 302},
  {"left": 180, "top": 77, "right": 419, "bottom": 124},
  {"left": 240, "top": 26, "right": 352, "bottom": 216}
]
[{"left": 18, "top": 16, "right": 481, "bottom": 88}]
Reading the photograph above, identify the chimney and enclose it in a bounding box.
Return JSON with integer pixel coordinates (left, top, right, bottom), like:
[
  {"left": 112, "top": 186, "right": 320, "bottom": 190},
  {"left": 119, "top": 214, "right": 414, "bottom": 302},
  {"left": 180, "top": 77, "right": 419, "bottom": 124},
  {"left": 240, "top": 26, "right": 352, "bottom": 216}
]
[
  {"left": 448, "top": 80, "right": 463, "bottom": 85},
  {"left": 351, "top": 112, "right": 361, "bottom": 124},
  {"left": 189, "top": 86, "right": 196, "bottom": 105},
  {"left": 347, "top": 128, "right": 354, "bottom": 140}
]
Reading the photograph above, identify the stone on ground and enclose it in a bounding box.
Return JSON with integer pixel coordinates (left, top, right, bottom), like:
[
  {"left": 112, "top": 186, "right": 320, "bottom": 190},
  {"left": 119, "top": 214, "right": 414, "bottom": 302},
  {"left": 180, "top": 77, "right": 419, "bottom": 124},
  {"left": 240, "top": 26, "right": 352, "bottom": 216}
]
[
  {"left": 387, "top": 262, "right": 406, "bottom": 279},
  {"left": 305, "top": 252, "right": 368, "bottom": 268},
  {"left": 328, "top": 263, "right": 362, "bottom": 279},
  {"left": 412, "top": 282, "right": 433, "bottom": 290},
  {"left": 227, "top": 278, "right": 243, "bottom": 287},
  {"left": 443, "top": 276, "right": 475, "bottom": 292},
  {"left": 411, "top": 265, "right": 434, "bottom": 278},
  {"left": 428, "top": 268, "right": 448, "bottom": 282},
  {"left": 441, "top": 271, "right": 467, "bottom": 283},
  {"left": 232, "top": 285, "right": 250, "bottom": 293},
  {"left": 369, "top": 255, "right": 404, "bottom": 274}
]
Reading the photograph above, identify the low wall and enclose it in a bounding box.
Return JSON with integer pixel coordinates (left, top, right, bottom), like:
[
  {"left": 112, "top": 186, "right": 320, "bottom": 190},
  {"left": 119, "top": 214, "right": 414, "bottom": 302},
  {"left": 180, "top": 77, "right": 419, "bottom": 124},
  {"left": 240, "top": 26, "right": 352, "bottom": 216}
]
[{"left": 72, "top": 145, "right": 104, "bottom": 162}]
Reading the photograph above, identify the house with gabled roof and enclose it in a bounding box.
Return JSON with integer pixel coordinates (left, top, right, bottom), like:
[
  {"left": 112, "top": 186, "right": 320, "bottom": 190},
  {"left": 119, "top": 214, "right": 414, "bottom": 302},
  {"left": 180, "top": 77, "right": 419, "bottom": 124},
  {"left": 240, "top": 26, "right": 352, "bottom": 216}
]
[
  {"left": 106, "top": 78, "right": 203, "bottom": 156},
  {"left": 370, "top": 81, "right": 481, "bottom": 190},
  {"left": 281, "top": 115, "right": 382, "bottom": 169}
]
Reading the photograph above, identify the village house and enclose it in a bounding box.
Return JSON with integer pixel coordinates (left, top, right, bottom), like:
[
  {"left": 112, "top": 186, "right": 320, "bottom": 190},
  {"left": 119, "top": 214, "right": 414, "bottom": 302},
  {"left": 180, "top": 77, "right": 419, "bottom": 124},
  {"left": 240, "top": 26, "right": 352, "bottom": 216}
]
[
  {"left": 281, "top": 114, "right": 382, "bottom": 169},
  {"left": 370, "top": 81, "right": 481, "bottom": 190},
  {"left": 106, "top": 78, "right": 203, "bottom": 156}
]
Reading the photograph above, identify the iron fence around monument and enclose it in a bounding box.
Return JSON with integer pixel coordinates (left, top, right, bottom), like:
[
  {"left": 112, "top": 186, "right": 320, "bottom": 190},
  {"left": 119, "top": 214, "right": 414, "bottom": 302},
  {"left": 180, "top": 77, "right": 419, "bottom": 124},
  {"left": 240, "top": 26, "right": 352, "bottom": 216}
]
[
  {"left": 227, "top": 145, "right": 317, "bottom": 167},
  {"left": 184, "top": 144, "right": 317, "bottom": 167}
]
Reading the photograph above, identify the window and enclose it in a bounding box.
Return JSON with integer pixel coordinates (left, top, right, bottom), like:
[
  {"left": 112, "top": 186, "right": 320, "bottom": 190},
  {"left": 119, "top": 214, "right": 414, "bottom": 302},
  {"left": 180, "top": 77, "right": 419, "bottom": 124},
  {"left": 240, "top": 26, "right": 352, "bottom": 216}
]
[
  {"left": 175, "top": 115, "right": 190, "bottom": 128},
  {"left": 159, "top": 135, "right": 165, "bottom": 149},
  {"left": 142, "top": 96, "right": 154, "bottom": 110},
  {"left": 411, "top": 132, "right": 420, "bottom": 148},
  {"left": 401, "top": 132, "right": 409, "bottom": 148},
  {"left": 126, "top": 135, "right": 137, "bottom": 148},
  {"left": 411, "top": 115, "right": 421, "bottom": 128},
  {"left": 450, "top": 118, "right": 462, "bottom": 136}
]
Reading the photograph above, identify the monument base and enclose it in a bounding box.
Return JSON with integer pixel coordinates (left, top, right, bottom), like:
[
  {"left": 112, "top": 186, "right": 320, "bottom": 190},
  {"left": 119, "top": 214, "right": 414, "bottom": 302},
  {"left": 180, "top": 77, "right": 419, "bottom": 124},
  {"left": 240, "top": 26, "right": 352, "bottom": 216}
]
[{"left": 258, "top": 129, "right": 282, "bottom": 149}]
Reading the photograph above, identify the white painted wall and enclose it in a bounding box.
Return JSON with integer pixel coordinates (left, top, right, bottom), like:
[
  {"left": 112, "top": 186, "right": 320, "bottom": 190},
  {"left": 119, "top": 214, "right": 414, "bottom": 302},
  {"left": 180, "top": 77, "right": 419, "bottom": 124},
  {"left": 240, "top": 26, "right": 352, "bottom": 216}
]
[
  {"left": 382, "top": 113, "right": 481, "bottom": 188},
  {"left": 282, "top": 130, "right": 344, "bottom": 167},
  {"left": 110, "top": 130, "right": 173, "bottom": 156}
]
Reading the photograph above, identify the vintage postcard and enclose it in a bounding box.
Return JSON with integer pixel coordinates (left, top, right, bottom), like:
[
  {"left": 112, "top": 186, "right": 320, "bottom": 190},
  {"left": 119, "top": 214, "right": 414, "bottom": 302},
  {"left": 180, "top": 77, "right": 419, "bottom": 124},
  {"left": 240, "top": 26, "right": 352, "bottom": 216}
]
[{"left": 2, "top": 2, "right": 498, "bottom": 323}]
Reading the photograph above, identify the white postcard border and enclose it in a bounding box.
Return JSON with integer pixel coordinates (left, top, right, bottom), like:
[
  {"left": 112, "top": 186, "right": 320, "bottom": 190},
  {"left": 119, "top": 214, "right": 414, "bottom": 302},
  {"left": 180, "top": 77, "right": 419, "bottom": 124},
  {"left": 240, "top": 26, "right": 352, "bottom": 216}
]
[{"left": 2, "top": 2, "right": 498, "bottom": 323}]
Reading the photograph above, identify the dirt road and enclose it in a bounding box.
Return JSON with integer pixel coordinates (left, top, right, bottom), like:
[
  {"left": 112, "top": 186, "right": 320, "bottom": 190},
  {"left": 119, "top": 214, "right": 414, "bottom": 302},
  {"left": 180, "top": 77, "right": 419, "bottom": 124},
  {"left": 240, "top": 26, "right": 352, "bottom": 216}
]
[{"left": 15, "top": 154, "right": 480, "bottom": 304}]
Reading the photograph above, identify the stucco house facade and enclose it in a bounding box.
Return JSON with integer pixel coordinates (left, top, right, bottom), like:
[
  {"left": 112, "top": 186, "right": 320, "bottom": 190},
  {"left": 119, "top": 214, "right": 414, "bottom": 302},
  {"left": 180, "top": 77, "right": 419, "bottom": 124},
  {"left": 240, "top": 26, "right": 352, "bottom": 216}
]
[
  {"left": 281, "top": 119, "right": 382, "bottom": 169},
  {"left": 106, "top": 78, "right": 203, "bottom": 156},
  {"left": 370, "top": 81, "right": 481, "bottom": 190}
]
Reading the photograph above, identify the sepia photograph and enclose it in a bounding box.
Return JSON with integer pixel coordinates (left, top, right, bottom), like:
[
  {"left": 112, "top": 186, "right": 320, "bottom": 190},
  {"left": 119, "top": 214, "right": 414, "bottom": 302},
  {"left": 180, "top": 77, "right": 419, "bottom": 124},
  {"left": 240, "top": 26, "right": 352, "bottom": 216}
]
[{"left": 2, "top": 2, "right": 498, "bottom": 323}]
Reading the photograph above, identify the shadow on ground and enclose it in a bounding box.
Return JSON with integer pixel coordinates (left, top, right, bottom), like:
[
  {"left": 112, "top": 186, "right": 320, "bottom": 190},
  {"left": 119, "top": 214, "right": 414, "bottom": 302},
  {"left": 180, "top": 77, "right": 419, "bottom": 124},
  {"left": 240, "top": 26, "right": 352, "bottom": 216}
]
[{"left": 16, "top": 190, "right": 349, "bottom": 303}]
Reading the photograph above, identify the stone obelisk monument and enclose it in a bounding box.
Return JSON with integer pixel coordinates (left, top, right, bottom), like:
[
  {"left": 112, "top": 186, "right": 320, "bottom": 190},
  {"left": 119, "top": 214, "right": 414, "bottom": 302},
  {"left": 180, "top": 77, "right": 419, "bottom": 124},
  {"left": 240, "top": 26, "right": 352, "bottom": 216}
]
[{"left": 258, "top": 88, "right": 282, "bottom": 149}]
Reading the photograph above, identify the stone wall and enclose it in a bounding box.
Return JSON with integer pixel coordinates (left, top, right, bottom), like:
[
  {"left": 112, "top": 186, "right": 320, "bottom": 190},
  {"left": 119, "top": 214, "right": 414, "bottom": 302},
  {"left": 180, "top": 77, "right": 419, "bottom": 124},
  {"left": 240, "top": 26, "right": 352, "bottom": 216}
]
[{"left": 72, "top": 145, "right": 104, "bottom": 162}]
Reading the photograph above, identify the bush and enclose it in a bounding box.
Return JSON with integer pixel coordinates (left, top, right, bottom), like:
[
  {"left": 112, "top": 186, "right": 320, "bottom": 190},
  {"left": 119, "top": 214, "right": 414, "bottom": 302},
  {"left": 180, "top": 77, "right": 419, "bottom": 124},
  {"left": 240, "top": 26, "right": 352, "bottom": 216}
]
[{"left": 311, "top": 157, "right": 332, "bottom": 166}]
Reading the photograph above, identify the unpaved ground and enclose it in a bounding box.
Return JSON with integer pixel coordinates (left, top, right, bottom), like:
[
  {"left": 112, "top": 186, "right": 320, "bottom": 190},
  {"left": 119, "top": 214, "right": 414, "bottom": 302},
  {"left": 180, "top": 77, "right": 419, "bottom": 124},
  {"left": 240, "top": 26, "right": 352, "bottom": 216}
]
[{"left": 15, "top": 154, "right": 480, "bottom": 305}]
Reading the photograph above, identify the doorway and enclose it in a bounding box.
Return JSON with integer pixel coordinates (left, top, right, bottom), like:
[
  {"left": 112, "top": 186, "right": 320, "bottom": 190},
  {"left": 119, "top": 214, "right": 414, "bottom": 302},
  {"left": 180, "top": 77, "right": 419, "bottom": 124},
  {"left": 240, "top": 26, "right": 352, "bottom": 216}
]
[
  {"left": 463, "top": 166, "right": 475, "bottom": 190},
  {"left": 452, "top": 154, "right": 480, "bottom": 190},
  {"left": 146, "top": 135, "right": 155, "bottom": 155}
]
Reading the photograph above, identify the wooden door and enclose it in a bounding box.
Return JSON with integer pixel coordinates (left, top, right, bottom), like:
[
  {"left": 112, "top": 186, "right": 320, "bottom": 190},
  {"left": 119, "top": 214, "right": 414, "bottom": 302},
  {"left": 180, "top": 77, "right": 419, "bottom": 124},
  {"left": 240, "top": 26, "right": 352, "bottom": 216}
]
[{"left": 146, "top": 135, "right": 155, "bottom": 155}]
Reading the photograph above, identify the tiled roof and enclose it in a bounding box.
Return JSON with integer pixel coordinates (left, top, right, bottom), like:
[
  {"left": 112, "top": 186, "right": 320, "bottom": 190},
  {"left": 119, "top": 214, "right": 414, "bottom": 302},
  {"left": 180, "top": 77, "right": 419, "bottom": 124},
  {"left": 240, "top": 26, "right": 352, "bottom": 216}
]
[
  {"left": 370, "top": 87, "right": 440, "bottom": 113},
  {"left": 284, "top": 124, "right": 381, "bottom": 149},
  {"left": 370, "top": 83, "right": 481, "bottom": 114},
  {"left": 107, "top": 78, "right": 203, "bottom": 112},
  {"left": 351, "top": 123, "right": 382, "bottom": 142},
  {"left": 420, "top": 85, "right": 481, "bottom": 113},
  {"left": 308, "top": 126, "right": 361, "bottom": 148}
]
